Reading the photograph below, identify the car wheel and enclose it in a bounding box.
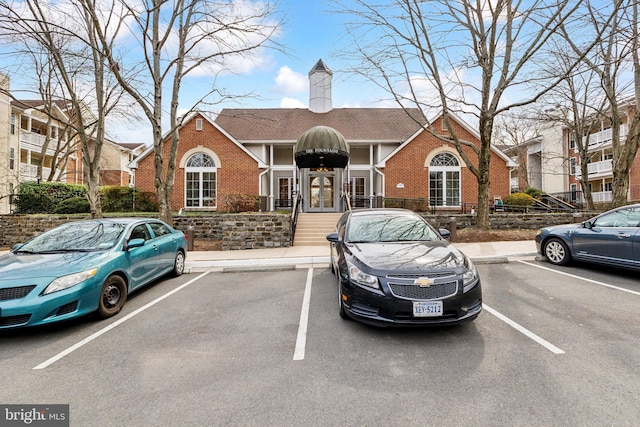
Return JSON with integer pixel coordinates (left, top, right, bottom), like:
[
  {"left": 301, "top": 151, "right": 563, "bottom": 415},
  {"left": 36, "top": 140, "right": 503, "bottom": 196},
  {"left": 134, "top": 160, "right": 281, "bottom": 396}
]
[
  {"left": 338, "top": 282, "right": 349, "bottom": 320},
  {"left": 97, "top": 275, "right": 127, "bottom": 318},
  {"left": 173, "top": 251, "right": 185, "bottom": 277},
  {"left": 544, "top": 238, "right": 571, "bottom": 266}
]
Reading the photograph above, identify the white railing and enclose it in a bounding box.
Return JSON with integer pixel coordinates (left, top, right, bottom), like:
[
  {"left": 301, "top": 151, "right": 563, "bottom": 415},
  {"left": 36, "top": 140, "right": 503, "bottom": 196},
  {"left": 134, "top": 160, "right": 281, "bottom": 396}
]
[
  {"left": 591, "top": 191, "right": 612, "bottom": 203},
  {"left": 575, "top": 159, "right": 613, "bottom": 179},
  {"left": 19, "top": 164, "right": 53, "bottom": 181},
  {"left": 20, "top": 131, "right": 68, "bottom": 157},
  {"left": 587, "top": 159, "right": 613, "bottom": 175},
  {"left": 587, "top": 125, "right": 629, "bottom": 149}
]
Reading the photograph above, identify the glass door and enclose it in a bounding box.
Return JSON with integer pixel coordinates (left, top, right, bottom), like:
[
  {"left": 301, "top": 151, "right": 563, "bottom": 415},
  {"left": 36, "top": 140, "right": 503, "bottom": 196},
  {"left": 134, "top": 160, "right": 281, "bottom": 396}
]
[{"left": 308, "top": 174, "right": 336, "bottom": 212}]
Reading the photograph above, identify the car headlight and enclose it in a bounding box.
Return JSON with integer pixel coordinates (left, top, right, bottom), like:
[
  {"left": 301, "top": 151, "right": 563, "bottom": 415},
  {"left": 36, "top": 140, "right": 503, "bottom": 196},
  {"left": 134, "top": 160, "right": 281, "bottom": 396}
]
[
  {"left": 462, "top": 258, "right": 479, "bottom": 292},
  {"left": 347, "top": 260, "right": 379, "bottom": 289},
  {"left": 43, "top": 268, "right": 98, "bottom": 295}
]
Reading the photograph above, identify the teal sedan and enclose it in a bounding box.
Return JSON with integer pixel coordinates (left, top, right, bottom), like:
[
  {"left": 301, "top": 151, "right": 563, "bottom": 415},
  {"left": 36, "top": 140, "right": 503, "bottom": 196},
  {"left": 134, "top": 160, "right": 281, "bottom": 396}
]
[{"left": 0, "top": 218, "right": 187, "bottom": 329}]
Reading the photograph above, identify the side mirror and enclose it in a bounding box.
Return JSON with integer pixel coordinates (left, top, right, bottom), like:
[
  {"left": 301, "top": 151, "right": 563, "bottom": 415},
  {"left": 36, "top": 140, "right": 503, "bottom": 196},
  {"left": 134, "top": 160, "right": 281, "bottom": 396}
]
[
  {"left": 326, "top": 232, "right": 341, "bottom": 243},
  {"left": 126, "top": 238, "right": 146, "bottom": 250},
  {"left": 439, "top": 229, "right": 451, "bottom": 239},
  {"left": 582, "top": 221, "right": 593, "bottom": 229},
  {"left": 11, "top": 243, "right": 24, "bottom": 251}
]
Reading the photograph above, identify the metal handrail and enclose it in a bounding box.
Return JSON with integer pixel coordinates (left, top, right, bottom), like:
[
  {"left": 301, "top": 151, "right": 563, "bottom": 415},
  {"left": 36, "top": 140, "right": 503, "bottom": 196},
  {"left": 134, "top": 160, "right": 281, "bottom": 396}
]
[
  {"left": 291, "top": 192, "right": 302, "bottom": 236},
  {"left": 343, "top": 191, "right": 352, "bottom": 211}
]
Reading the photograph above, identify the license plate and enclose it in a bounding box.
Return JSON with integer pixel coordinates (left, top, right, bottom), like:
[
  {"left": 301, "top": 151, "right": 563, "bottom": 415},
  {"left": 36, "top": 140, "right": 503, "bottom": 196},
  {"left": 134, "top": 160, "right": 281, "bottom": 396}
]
[{"left": 413, "top": 301, "right": 443, "bottom": 317}]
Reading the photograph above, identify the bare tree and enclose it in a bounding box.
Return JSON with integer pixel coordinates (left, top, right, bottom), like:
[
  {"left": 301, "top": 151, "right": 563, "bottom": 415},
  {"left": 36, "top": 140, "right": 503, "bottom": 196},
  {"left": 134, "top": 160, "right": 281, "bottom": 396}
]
[
  {"left": 559, "top": 1, "right": 640, "bottom": 207},
  {"left": 335, "top": 0, "right": 611, "bottom": 228},
  {"left": 539, "top": 52, "right": 610, "bottom": 211},
  {"left": 0, "top": 0, "right": 130, "bottom": 217},
  {"left": 494, "top": 110, "right": 543, "bottom": 191},
  {"left": 80, "top": 0, "right": 282, "bottom": 225}
]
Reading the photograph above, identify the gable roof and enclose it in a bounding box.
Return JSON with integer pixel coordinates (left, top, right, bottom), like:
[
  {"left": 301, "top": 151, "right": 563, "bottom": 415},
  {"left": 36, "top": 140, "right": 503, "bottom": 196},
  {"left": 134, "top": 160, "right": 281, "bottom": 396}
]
[
  {"left": 379, "top": 111, "right": 517, "bottom": 167},
  {"left": 11, "top": 99, "right": 71, "bottom": 122},
  {"left": 129, "top": 111, "right": 267, "bottom": 169},
  {"left": 214, "top": 108, "right": 427, "bottom": 142}
]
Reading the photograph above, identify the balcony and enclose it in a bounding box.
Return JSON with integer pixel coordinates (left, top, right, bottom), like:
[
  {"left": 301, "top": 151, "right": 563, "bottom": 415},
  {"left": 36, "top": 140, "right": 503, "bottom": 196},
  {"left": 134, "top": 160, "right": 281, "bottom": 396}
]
[
  {"left": 19, "top": 164, "right": 53, "bottom": 182},
  {"left": 591, "top": 191, "right": 612, "bottom": 203},
  {"left": 574, "top": 159, "right": 612, "bottom": 179},
  {"left": 20, "top": 130, "right": 68, "bottom": 156},
  {"left": 586, "top": 125, "right": 629, "bottom": 149}
]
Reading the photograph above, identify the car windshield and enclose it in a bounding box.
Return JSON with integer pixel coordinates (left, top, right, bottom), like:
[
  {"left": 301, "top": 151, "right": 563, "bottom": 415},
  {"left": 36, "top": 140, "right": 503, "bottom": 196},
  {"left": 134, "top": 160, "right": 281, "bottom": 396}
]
[
  {"left": 347, "top": 214, "right": 440, "bottom": 242},
  {"left": 17, "top": 221, "right": 126, "bottom": 253}
]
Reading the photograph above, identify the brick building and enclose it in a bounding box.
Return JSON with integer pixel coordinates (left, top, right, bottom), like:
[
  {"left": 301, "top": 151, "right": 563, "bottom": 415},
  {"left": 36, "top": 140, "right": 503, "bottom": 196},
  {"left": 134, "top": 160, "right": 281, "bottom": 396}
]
[{"left": 131, "top": 60, "right": 515, "bottom": 213}]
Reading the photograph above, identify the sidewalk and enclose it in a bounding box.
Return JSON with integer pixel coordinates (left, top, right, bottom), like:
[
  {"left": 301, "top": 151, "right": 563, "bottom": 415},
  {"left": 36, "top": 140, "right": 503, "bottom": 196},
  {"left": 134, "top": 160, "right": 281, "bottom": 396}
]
[
  {"left": 185, "top": 240, "right": 538, "bottom": 273},
  {"left": 0, "top": 240, "right": 538, "bottom": 273}
]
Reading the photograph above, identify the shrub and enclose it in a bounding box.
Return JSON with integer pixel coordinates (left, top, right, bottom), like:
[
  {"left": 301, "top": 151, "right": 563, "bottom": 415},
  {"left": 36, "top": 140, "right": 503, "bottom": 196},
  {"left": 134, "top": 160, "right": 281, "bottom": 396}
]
[
  {"left": 222, "top": 194, "right": 260, "bottom": 213},
  {"left": 135, "top": 191, "right": 159, "bottom": 212},
  {"left": 405, "top": 198, "right": 429, "bottom": 212},
  {"left": 383, "top": 198, "right": 429, "bottom": 211},
  {"left": 383, "top": 198, "right": 404, "bottom": 209},
  {"left": 53, "top": 197, "right": 91, "bottom": 214},
  {"left": 15, "top": 182, "right": 87, "bottom": 214},
  {"left": 101, "top": 186, "right": 135, "bottom": 212},
  {"left": 503, "top": 192, "right": 535, "bottom": 206},
  {"left": 524, "top": 187, "right": 544, "bottom": 199},
  {"left": 101, "top": 186, "right": 158, "bottom": 212}
]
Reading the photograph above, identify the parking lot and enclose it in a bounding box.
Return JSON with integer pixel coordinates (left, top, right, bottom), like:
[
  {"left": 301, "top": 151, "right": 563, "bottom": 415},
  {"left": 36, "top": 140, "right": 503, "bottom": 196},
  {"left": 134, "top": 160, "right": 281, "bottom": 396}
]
[{"left": 2, "top": 259, "right": 640, "bottom": 426}]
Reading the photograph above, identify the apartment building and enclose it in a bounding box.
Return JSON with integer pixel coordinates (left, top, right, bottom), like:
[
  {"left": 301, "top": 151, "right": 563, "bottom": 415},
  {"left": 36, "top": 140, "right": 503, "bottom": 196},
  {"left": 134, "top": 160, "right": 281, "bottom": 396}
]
[
  {"left": 0, "top": 73, "right": 144, "bottom": 214},
  {"left": 503, "top": 99, "right": 639, "bottom": 206}
]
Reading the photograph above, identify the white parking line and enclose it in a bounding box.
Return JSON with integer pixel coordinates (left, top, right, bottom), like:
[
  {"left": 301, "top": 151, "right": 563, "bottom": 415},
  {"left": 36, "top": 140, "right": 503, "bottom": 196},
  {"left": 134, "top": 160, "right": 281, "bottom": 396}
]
[
  {"left": 518, "top": 260, "right": 640, "bottom": 296},
  {"left": 483, "top": 304, "right": 565, "bottom": 354},
  {"left": 293, "top": 268, "right": 313, "bottom": 361},
  {"left": 33, "top": 271, "right": 212, "bottom": 370}
]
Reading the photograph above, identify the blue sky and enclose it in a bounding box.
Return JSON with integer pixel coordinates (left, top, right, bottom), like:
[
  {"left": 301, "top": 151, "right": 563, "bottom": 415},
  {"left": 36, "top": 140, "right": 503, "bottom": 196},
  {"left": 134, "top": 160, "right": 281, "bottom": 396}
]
[
  {"left": 105, "top": 0, "right": 394, "bottom": 145},
  {"left": 1, "top": 0, "right": 394, "bottom": 146},
  {"left": 117, "top": 1, "right": 397, "bottom": 145}
]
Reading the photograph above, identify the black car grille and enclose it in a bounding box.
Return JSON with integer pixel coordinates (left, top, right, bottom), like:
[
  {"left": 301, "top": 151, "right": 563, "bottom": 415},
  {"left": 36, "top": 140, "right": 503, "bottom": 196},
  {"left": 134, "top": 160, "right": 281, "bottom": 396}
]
[
  {"left": 55, "top": 301, "right": 78, "bottom": 316},
  {"left": 387, "top": 272, "right": 455, "bottom": 280},
  {"left": 0, "top": 314, "right": 32, "bottom": 327},
  {"left": 0, "top": 285, "right": 37, "bottom": 301},
  {"left": 388, "top": 280, "right": 458, "bottom": 300}
]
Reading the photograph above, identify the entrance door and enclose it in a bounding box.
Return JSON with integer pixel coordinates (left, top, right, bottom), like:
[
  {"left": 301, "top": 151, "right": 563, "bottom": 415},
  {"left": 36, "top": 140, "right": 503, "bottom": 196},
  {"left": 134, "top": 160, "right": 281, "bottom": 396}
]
[{"left": 308, "top": 174, "right": 336, "bottom": 212}]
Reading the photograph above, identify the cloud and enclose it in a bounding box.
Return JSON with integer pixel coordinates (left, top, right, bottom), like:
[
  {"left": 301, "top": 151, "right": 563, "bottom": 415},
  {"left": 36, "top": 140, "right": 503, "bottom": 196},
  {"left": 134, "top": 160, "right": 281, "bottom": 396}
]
[
  {"left": 280, "top": 97, "right": 306, "bottom": 108},
  {"left": 272, "top": 66, "right": 307, "bottom": 96}
]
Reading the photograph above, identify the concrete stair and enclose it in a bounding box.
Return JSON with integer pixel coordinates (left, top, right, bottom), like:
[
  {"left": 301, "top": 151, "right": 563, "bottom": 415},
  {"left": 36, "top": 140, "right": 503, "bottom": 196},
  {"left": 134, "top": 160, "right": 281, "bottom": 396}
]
[{"left": 293, "top": 212, "right": 343, "bottom": 246}]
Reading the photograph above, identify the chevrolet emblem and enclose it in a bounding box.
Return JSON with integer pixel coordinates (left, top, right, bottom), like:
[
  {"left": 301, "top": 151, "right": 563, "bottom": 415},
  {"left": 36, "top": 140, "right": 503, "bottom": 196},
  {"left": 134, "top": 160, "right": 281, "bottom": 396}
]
[{"left": 414, "top": 277, "right": 435, "bottom": 287}]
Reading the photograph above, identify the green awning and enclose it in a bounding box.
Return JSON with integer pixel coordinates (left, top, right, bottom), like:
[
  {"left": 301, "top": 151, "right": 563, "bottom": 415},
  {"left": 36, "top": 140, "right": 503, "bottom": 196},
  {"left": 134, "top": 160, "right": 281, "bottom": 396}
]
[{"left": 294, "top": 126, "right": 350, "bottom": 168}]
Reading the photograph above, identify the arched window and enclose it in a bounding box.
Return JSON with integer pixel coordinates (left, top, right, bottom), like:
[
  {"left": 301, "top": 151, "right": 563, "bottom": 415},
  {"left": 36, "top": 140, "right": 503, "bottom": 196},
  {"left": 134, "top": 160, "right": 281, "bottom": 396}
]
[
  {"left": 185, "top": 153, "right": 217, "bottom": 208},
  {"left": 429, "top": 152, "right": 460, "bottom": 207}
]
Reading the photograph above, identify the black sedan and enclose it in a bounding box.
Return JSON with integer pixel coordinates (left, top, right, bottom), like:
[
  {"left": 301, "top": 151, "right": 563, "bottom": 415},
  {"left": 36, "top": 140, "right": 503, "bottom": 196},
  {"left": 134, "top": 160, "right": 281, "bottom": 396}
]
[
  {"left": 536, "top": 204, "right": 640, "bottom": 270},
  {"left": 326, "top": 209, "right": 481, "bottom": 327}
]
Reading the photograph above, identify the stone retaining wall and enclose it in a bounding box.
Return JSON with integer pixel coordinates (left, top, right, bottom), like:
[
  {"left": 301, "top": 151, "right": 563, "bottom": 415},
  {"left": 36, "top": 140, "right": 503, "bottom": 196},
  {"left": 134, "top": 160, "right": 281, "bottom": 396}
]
[
  {"left": 0, "top": 214, "right": 292, "bottom": 251},
  {"left": 0, "top": 212, "right": 587, "bottom": 250},
  {"left": 423, "top": 212, "right": 586, "bottom": 230}
]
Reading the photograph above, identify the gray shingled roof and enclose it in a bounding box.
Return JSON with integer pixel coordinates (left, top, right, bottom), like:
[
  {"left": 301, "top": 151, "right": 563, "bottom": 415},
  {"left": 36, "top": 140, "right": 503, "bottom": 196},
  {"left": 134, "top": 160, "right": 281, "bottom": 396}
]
[
  {"left": 214, "top": 108, "right": 427, "bottom": 142},
  {"left": 310, "top": 59, "right": 331, "bottom": 74}
]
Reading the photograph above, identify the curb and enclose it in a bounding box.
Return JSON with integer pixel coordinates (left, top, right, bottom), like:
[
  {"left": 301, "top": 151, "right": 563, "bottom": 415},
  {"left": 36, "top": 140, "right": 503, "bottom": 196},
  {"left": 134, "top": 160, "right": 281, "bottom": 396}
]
[{"left": 184, "top": 252, "right": 539, "bottom": 273}]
